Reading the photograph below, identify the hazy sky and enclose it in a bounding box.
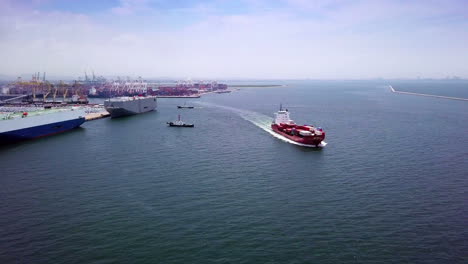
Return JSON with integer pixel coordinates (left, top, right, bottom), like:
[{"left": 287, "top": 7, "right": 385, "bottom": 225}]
[{"left": 1, "top": 0, "right": 467, "bottom": 79}]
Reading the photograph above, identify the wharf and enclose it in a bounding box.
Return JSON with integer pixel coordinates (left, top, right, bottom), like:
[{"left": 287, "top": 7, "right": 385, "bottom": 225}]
[
  {"left": 85, "top": 111, "right": 110, "bottom": 121},
  {"left": 229, "top": 84, "right": 284, "bottom": 88},
  {"left": 157, "top": 95, "right": 201, "bottom": 98}
]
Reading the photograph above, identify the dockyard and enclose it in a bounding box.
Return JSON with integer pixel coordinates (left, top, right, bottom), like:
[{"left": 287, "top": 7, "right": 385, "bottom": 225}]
[
  {"left": 0, "top": 74, "right": 236, "bottom": 143},
  {"left": 0, "top": 73, "right": 228, "bottom": 105}
]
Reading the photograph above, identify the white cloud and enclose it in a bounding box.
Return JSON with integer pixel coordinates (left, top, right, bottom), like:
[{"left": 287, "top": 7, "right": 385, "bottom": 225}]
[
  {"left": 0, "top": 0, "right": 467, "bottom": 79},
  {"left": 110, "top": 0, "right": 153, "bottom": 15}
]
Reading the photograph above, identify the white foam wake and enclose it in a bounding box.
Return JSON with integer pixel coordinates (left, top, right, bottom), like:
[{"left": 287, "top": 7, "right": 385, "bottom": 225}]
[{"left": 198, "top": 102, "right": 327, "bottom": 148}]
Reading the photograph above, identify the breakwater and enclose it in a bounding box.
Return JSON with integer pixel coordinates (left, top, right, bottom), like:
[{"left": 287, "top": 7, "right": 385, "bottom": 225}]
[{"left": 389, "top": 85, "right": 468, "bottom": 101}]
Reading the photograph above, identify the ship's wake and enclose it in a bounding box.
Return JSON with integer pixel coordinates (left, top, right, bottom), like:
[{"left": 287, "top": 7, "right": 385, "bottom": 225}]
[{"left": 198, "top": 102, "right": 327, "bottom": 148}]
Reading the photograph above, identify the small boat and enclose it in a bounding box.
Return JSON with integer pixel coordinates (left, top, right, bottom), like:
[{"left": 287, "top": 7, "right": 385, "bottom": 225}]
[
  {"left": 177, "top": 102, "right": 194, "bottom": 109},
  {"left": 167, "top": 115, "right": 194, "bottom": 127}
]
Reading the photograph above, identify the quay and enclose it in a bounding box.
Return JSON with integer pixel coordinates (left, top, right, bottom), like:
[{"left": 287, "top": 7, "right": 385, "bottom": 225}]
[
  {"left": 85, "top": 111, "right": 110, "bottom": 121},
  {"left": 157, "top": 95, "right": 201, "bottom": 98},
  {"left": 228, "top": 84, "right": 284, "bottom": 88},
  {"left": 389, "top": 85, "right": 468, "bottom": 102}
]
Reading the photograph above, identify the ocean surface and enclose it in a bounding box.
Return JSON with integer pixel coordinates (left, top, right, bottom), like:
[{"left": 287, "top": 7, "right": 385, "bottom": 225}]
[{"left": 1, "top": 80, "right": 467, "bottom": 263}]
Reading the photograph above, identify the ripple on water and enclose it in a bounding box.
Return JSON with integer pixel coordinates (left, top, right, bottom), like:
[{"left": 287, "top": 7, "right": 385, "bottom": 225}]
[{"left": 1, "top": 81, "right": 467, "bottom": 263}]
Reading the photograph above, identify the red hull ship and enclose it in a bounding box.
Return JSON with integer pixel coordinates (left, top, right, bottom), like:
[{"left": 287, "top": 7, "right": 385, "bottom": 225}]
[{"left": 271, "top": 106, "right": 326, "bottom": 147}]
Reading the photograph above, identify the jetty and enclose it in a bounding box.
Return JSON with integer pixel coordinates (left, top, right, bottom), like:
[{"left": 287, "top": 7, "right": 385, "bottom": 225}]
[{"left": 388, "top": 85, "right": 468, "bottom": 102}]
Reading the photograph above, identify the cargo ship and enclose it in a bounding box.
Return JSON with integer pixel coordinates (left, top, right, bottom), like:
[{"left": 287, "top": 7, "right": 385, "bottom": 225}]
[
  {"left": 0, "top": 107, "right": 86, "bottom": 143},
  {"left": 271, "top": 106, "right": 326, "bottom": 147},
  {"left": 104, "top": 96, "right": 157, "bottom": 118}
]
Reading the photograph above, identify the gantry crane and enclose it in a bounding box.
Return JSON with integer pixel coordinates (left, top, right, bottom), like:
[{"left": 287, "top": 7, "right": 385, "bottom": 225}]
[{"left": 43, "top": 82, "right": 51, "bottom": 101}]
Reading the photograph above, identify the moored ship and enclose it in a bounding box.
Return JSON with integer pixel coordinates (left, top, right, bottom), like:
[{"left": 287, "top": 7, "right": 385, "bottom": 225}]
[
  {"left": 271, "top": 106, "right": 326, "bottom": 147},
  {"left": 104, "top": 96, "right": 157, "bottom": 118},
  {"left": 0, "top": 106, "right": 86, "bottom": 143}
]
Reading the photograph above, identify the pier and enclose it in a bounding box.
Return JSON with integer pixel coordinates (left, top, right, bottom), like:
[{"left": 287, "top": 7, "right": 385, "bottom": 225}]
[{"left": 388, "top": 85, "right": 468, "bottom": 101}]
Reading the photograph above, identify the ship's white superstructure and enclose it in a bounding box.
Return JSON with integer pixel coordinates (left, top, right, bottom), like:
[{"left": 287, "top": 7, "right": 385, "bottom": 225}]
[{"left": 274, "top": 110, "right": 294, "bottom": 125}]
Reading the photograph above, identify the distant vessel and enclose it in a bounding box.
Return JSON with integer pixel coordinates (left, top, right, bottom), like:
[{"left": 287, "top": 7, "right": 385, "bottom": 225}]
[
  {"left": 215, "top": 90, "right": 231, "bottom": 94},
  {"left": 0, "top": 107, "right": 86, "bottom": 143},
  {"left": 271, "top": 105, "right": 326, "bottom": 147},
  {"left": 104, "top": 96, "right": 156, "bottom": 118},
  {"left": 177, "top": 103, "right": 194, "bottom": 109},
  {"left": 167, "top": 115, "right": 194, "bottom": 127}
]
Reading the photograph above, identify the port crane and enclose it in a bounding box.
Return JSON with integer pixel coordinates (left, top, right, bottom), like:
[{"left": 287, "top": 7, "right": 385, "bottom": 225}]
[
  {"left": 42, "top": 82, "right": 51, "bottom": 101},
  {"left": 52, "top": 84, "right": 59, "bottom": 103}
]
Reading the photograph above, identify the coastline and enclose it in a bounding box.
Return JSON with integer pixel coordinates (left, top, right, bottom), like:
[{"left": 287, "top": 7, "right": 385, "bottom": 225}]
[
  {"left": 228, "top": 84, "right": 284, "bottom": 88},
  {"left": 156, "top": 95, "right": 201, "bottom": 98}
]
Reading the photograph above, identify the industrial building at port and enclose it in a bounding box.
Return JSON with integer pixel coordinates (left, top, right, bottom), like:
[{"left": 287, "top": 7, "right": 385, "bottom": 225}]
[
  {"left": 0, "top": 72, "right": 228, "bottom": 105},
  {"left": 1, "top": 72, "right": 89, "bottom": 105},
  {"left": 90, "top": 79, "right": 228, "bottom": 97}
]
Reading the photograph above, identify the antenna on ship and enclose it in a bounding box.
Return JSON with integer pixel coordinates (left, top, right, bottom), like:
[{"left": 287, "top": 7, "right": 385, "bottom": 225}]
[{"left": 280, "top": 103, "right": 282, "bottom": 111}]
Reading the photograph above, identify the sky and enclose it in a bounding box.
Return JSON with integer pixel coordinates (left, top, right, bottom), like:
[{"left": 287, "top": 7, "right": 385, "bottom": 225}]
[{"left": 0, "top": 0, "right": 467, "bottom": 79}]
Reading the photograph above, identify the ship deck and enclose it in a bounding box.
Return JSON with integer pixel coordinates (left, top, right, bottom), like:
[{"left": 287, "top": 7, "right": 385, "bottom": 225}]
[
  {"left": 85, "top": 111, "right": 110, "bottom": 121},
  {"left": 0, "top": 107, "right": 77, "bottom": 121}
]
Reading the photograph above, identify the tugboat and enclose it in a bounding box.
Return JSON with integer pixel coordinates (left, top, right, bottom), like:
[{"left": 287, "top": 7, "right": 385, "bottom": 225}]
[
  {"left": 271, "top": 105, "right": 326, "bottom": 147},
  {"left": 167, "top": 115, "right": 194, "bottom": 127}
]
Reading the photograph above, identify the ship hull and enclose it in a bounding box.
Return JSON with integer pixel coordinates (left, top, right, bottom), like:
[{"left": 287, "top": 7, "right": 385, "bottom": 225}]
[
  {"left": 0, "top": 117, "right": 85, "bottom": 143},
  {"left": 167, "top": 122, "right": 194, "bottom": 127},
  {"left": 105, "top": 107, "right": 146, "bottom": 118},
  {"left": 271, "top": 124, "right": 325, "bottom": 146},
  {"left": 104, "top": 97, "right": 157, "bottom": 118}
]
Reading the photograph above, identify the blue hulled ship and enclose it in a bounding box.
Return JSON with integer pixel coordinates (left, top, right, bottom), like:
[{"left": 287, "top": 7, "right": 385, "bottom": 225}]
[{"left": 0, "top": 107, "right": 86, "bottom": 143}]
